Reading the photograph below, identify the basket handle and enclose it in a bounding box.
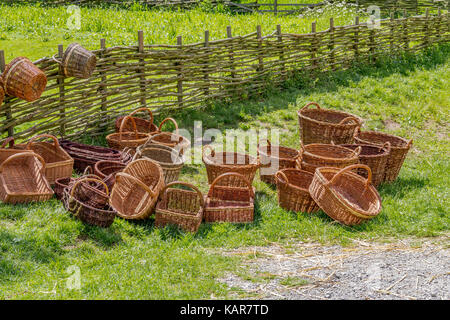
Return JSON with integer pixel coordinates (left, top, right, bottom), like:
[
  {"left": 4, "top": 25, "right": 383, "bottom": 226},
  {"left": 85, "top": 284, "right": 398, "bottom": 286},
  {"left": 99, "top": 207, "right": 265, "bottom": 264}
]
[
  {"left": 351, "top": 146, "right": 362, "bottom": 157},
  {"left": 326, "top": 164, "right": 372, "bottom": 189},
  {"left": 26, "top": 134, "right": 59, "bottom": 150},
  {"left": 407, "top": 139, "right": 413, "bottom": 148},
  {"left": 71, "top": 177, "right": 109, "bottom": 198},
  {"left": 202, "top": 145, "right": 215, "bottom": 159},
  {"left": 301, "top": 102, "right": 321, "bottom": 110},
  {"left": 51, "top": 53, "right": 63, "bottom": 65},
  {"left": 382, "top": 142, "right": 391, "bottom": 153},
  {"left": 338, "top": 116, "right": 360, "bottom": 125},
  {"left": 208, "top": 172, "right": 254, "bottom": 198},
  {"left": 0, "top": 137, "right": 15, "bottom": 148},
  {"left": 83, "top": 166, "right": 93, "bottom": 176},
  {"left": 128, "top": 107, "right": 154, "bottom": 126},
  {"left": 274, "top": 170, "right": 289, "bottom": 184},
  {"left": 119, "top": 115, "right": 139, "bottom": 141},
  {"left": 115, "top": 172, "right": 157, "bottom": 198},
  {"left": 158, "top": 117, "right": 179, "bottom": 135},
  {"left": 0, "top": 152, "right": 46, "bottom": 174},
  {"left": 160, "top": 181, "right": 205, "bottom": 209}
]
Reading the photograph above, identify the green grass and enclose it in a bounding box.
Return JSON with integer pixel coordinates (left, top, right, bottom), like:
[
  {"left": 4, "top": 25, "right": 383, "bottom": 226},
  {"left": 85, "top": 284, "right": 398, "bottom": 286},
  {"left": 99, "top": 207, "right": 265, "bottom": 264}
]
[{"left": 1, "top": 44, "right": 448, "bottom": 299}]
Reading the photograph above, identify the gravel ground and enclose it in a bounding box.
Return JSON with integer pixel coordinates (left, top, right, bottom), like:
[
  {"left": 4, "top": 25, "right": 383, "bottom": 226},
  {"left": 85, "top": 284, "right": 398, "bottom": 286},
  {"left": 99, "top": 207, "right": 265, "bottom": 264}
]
[{"left": 218, "top": 238, "right": 449, "bottom": 300}]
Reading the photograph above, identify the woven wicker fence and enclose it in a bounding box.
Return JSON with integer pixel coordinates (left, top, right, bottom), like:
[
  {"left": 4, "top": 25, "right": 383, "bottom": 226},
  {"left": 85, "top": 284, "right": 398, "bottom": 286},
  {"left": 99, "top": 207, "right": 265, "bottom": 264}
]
[{"left": 0, "top": 12, "right": 449, "bottom": 141}]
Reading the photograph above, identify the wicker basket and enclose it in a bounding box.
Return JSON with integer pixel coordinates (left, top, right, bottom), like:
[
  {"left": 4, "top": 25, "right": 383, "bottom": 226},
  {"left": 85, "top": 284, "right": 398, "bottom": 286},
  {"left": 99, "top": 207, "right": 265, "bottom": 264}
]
[
  {"left": 0, "top": 152, "right": 54, "bottom": 204},
  {"left": 354, "top": 130, "right": 412, "bottom": 183},
  {"left": 53, "top": 43, "right": 97, "bottom": 79},
  {"left": 73, "top": 176, "right": 110, "bottom": 210},
  {"left": 133, "top": 143, "right": 184, "bottom": 184},
  {"left": 0, "top": 137, "right": 27, "bottom": 166},
  {"left": 2, "top": 57, "right": 47, "bottom": 102},
  {"left": 110, "top": 159, "right": 164, "bottom": 220},
  {"left": 21, "top": 134, "right": 74, "bottom": 185},
  {"left": 54, "top": 177, "right": 76, "bottom": 200},
  {"left": 298, "top": 143, "right": 360, "bottom": 173},
  {"left": 309, "top": 164, "right": 382, "bottom": 226},
  {"left": 106, "top": 116, "right": 151, "bottom": 151},
  {"left": 203, "top": 146, "right": 260, "bottom": 187},
  {"left": 94, "top": 160, "right": 126, "bottom": 180},
  {"left": 275, "top": 169, "right": 319, "bottom": 214},
  {"left": 155, "top": 181, "right": 204, "bottom": 233},
  {"left": 257, "top": 139, "right": 300, "bottom": 185},
  {"left": 146, "top": 118, "right": 190, "bottom": 155},
  {"left": 204, "top": 172, "right": 255, "bottom": 223},
  {"left": 115, "top": 107, "right": 158, "bottom": 134},
  {"left": 63, "top": 178, "right": 116, "bottom": 228},
  {"left": 298, "top": 102, "right": 362, "bottom": 145},
  {"left": 339, "top": 143, "right": 391, "bottom": 187}
]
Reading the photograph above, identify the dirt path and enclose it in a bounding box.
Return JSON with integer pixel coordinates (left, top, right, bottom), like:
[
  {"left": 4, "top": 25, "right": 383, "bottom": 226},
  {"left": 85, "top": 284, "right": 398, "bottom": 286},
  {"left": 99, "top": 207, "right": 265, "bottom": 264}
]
[{"left": 218, "top": 238, "right": 449, "bottom": 300}]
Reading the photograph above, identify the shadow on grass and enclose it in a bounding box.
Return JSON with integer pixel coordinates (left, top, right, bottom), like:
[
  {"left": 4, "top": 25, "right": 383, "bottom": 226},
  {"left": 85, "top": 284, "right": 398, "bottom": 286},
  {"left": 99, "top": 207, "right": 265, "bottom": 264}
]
[{"left": 379, "top": 176, "right": 429, "bottom": 198}]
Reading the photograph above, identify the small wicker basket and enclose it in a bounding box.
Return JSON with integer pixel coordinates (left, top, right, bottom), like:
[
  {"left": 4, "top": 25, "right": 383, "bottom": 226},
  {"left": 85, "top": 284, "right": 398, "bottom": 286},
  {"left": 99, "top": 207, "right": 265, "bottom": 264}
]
[
  {"left": 106, "top": 116, "right": 151, "bottom": 151},
  {"left": 298, "top": 102, "right": 362, "bottom": 145},
  {"left": 204, "top": 172, "right": 255, "bottom": 223},
  {"left": 275, "top": 169, "right": 319, "bottom": 214},
  {"left": 115, "top": 107, "right": 158, "bottom": 134},
  {"left": 155, "top": 181, "right": 204, "bottom": 233},
  {"left": 53, "top": 43, "right": 97, "bottom": 79},
  {"left": 146, "top": 118, "right": 191, "bottom": 155},
  {"left": 54, "top": 177, "right": 76, "bottom": 200},
  {"left": 309, "top": 164, "right": 382, "bottom": 226}
]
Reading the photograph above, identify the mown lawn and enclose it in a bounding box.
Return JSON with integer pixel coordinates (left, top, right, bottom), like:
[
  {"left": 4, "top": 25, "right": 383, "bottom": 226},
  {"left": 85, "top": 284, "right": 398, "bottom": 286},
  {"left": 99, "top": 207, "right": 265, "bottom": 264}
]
[{"left": 0, "top": 42, "right": 448, "bottom": 299}]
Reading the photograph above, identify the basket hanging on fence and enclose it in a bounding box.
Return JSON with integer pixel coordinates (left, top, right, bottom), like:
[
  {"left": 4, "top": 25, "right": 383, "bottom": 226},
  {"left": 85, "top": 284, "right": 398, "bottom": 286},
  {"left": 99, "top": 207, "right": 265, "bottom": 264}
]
[
  {"left": 52, "top": 43, "right": 97, "bottom": 79},
  {"left": 309, "top": 164, "right": 382, "bottom": 226},
  {"left": 21, "top": 134, "right": 74, "bottom": 185},
  {"left": 354, "top": 129, "right": 412, "bottom": 183},
  {"left": 297, "top": 102, "right": 362, "bottom": 145},
  {"left": 0, "top": 152, "right": 53, "bottom": 204},
  {"left": 106, "top": 116, "right": 151, "bottom": 151},
  {"left": 146, "top": 118, "right": 190, "bottom": 155},
  {"left": 133, "top": 143, "right": 184, "bottom": 185},
  {"left": 257, "top": 139, "right": 300, "bottom": 185},
  {"left": 202, "top": 145, "right": 260, "bottom": 187},
  {"left": 0, "top": 138, "right": 27, "bottom": 166},
  {"left": 297, "top": 143, "right": 360, "bottom": 173},
  {"left": 59, "top": 139, "right": 132, "bottom": 172},
  {"left": 155, "top": 181, "right": 204, "bottom": 233},
  {"left": 204, "top": 172, "right": 255, "bottom": 223},
  {"left": 63, "top": 177, "right": 116, "bottom": 228},
  {"left": 275, "top": 169, "right": 319, "bottom": 214},
  {"left": 110, "top": 158, "right": 164, "bottom": 220},
  {"left": 115, "top": 107, "right": 158, "bottom": 134},
  {"left": 339, "top": 143, "right": 391, "bottom": 187},
  {"left": 1, "top": 57, "right": 47, "bottom": 102}
]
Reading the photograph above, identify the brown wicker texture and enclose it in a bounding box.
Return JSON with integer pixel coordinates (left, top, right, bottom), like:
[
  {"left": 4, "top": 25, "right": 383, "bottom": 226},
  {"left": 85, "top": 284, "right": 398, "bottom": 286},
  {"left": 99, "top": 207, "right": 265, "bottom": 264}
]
[
  {"left": 146, "top": 118, "right": 191, "bottom": 155},
  {"left": 94, "top": 160, "right": 126, "bottom": 179},
  {"left": 298, "top": 143, "right": 361, "bottom": 173},
  {"left": 2, "top": 57, "right": 47, "bottom": 102},
  {"left": 204, "top": 172, "right": 255, "bottom": 223},
  {"left": 59, "top": 43, "right": 97, "bottom": 79},
  {"left": 258, "top": 139, "right": 300, "bottom": 185},
  {"left": 275, "top": 169, "right": 319, "bottom": 214},
  {"left": 309, "top": 164, "right": 382, "bottom": 226},
  {"left": 202, "top": 145, "right": 260, "bottom": 187},
  {"left": 297, "top": 102, "right": 362, "bottom": 145},
  {"left": 133, "top": 143, "right": 184, "bottom": 184},
  {"left": 63, "top": 178, "right": 116, "bottom": 228},
  {"left": 106, "top": 116, "right": 150, "bottom": 151},
  {"left": 155, "top": 181, "right": 204, "bottom": 233},
  {"left": 0, "top": 137, "right": 27, "bottom": 166},
  {"left": 73, "top": 175, "right": 110, "bottom": 209},
  {"left": 54, "top": 177, "right": 76, "bottom": 200},
  {"left": 339, "top": 143, "right": 391, "bottom": 187},
  {"left": 115, "top": 107, "right": 158, "bottom": 134},
  {"left": 0, "top": 152, "right": 54, "bottom": 204},
  {"left": 22, "top": 134, "right": 74, "bottom": 185},
  {"left": 0, "top": 78, "right": 4, "bottom": 107},
  {"left": 110, "top": 158, "right": 164, "bottom": 220},
  {"left": 354, "top": 130, "right": 412, "bottom": 183}
]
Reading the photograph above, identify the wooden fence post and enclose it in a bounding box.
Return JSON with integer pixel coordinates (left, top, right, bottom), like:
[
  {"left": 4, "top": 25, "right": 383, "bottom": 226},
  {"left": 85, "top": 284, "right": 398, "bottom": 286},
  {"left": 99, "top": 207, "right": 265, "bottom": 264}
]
[
  {"left": 204, "top": 30, "right": 210, "bottom": 97},
  {"left": 423, "top": 9, "right": 430, "bottom": 48},
  {"left": 177, "top": 35, "right": 183, "bottom": 108},
  {"left": 369, "top": 24, "right": 376, "bottom": 63},
  {"left": 256, "top": 25, "right": 263, "bottom": 73},
  {"left": 403, "top": 10, "right": 409, "bottom": 51},
  {"left": 276, "top": 25, "right": 286, "bottom": 80},
  {"left": 311, "top": 22, "right": 317, "bottom": 71},
  {"left": 227, "top": 26, "right": 236, "bottom": 81},
  {"left": 354, "top": 16, "right": 360, "bottom": 61},
  {"left": 436, "top": 9, "right": 441, "bottom": 44},
  {"left": 99, "top": 38, "right": 108, "bottom": 127},
  {"left": 138, "top": 30, "right": 146, "bottom": 108},
  {"left": 0, "top": 50, "right": 13, "bottom": 138},
  {"left": 390, "top": 13, "right": 395, "bottom": 53},
  {"left": 57, "top": 44, "right": 66, "bottom": 137},
  {"left": 329, "top": 18, "right": 335, "bottom": 71},
  {"left": 274, "top": 0, "right": 278, "bottom": 15}
]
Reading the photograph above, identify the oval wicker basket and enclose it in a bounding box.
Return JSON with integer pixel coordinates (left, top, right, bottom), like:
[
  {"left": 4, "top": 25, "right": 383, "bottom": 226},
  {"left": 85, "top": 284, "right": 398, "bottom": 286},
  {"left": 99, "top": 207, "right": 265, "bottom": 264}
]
[
  {"left": 298, "top": 143, "right": 360, "bottom": 173},
  {"left": 309, "top": 164, "right": 382, "bottom": 226},
  {"left": 53, "top": 43, "right": 97, "bottom": 79},
  {"left": 2, "top": 57, "right": 47, "bottom": 102},
  {"left": 257, "top": 139, "right": 300, "bottom": 185},
  {"left": 133, "top": 143, "right": 184, "bottom": 184},
  {"left": 155, "top": 181, "right": 204, "bottom": 233},
  {"left": 297, "top": 102, "right": 362, "bottom": 145},
  {"left": 204, "top": 172, "right": 255, "bottom": 223},
  {"left": 275, "top": 169, "right": 319, "bottom": 214},
  {"left": 110, "top": 159, "right": 164, "bottom": 220},
  {"left": 94, "top": 160, "right": 126, "bottom": 180},
  {"left": 106, "top": 115, "right": 151, "bottom": 151},
  {"left": 73, "top": 176, "right": 110, "bottom": 210},
  {"left": 147, "top": 118, "right": 190, "bottom": 155},
  {"left": 115, "top": 107, "right": 158, "bottom": 134},
  {"left": 339, "top": 143, "right": 391, "bottom": 187}
]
